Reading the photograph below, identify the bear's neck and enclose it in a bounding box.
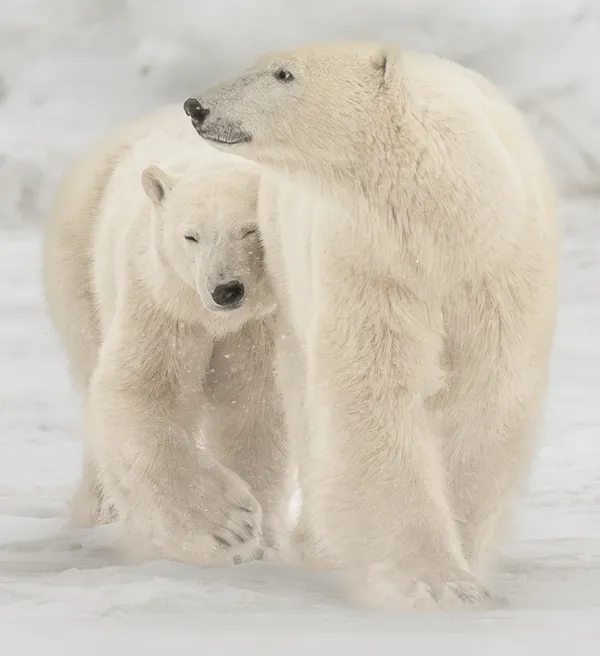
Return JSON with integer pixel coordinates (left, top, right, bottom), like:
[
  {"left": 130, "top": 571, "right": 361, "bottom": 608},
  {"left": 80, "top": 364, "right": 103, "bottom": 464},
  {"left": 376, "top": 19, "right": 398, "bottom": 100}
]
[{"left": 257, "top": 149, "right": 397, "bottom": 216}]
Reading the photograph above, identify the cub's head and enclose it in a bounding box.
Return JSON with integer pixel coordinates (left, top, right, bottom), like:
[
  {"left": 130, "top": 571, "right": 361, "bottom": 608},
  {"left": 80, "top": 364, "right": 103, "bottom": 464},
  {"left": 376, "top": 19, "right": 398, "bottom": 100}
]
[
  {"left": 183, "top": 41, "right": 400, "bottom": 171},
  {"left": 141, "top": 161, "right": 275, "bottom": 329}
]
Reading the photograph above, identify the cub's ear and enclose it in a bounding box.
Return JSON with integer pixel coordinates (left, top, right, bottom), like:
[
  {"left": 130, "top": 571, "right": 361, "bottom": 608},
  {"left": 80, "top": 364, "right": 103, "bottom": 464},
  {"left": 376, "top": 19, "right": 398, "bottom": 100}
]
[
  {"left": 141, "top": 165, "right": 174, "bottom": 205},
  {"left": 372, "top": 44, "right": 399, "bottom": 88}
]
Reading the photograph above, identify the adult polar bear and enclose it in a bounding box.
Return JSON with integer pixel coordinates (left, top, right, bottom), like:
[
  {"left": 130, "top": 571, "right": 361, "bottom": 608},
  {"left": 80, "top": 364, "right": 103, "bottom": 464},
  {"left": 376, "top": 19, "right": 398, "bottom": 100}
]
[
  {"left": 43, "top": 107, "right": 290, "bottom": 564},
  {"left": 184, "top": 42, "right": 559, "bottom": 609}
]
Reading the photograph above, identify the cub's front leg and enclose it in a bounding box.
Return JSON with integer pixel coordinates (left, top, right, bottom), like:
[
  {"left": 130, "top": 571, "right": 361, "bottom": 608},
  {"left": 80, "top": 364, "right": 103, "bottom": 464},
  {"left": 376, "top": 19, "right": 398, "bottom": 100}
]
[
  {"left": 88, "top": 302, "right": 263, "bottom": 565},
  {"left": 203, "top": 318, "right": 293, "bottom": 557}
]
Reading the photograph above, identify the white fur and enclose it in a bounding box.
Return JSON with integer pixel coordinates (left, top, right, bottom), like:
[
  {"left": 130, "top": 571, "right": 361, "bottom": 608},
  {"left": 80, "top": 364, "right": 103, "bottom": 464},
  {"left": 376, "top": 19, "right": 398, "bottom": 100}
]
[
  {"left": 42, "top": 107, "right": 292, "bottom": 564},
  {"left": 189, "top": 42, "right": 559, "bottom": 609}
]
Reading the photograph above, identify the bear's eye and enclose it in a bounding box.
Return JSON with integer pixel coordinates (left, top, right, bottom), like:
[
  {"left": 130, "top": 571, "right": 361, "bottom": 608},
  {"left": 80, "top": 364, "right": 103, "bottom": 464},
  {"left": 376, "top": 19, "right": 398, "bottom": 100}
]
[
  {"left": 242, "top": 228, "right": 258, "bottom": 239},
  {"left": 184, "top": 234, "right": 198, "bottom": 243},
  {"left": 273, "top": 68, "right": 294, "bottom": 83}
]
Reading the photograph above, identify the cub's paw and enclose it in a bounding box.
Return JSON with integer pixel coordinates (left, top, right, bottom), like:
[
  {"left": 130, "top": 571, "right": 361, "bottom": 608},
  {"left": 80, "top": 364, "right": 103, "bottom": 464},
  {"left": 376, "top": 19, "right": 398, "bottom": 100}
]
[
  {"left": 351, "top": 562, "right": 500, "bottom": 612},
  {"left": 120, "top": 461, "right": 264, "bottom": 567}
]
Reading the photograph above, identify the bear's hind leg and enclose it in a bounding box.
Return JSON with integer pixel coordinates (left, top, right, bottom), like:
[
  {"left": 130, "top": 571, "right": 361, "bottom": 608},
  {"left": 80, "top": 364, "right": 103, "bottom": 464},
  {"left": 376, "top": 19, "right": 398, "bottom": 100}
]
[
  {"left": 441, "top": 281, "right": 554, "bottom": 577},
  {"left": 69, "top": 440, "right": 118, "bottom": 527},
  {"left": 442, "top": 359, "right": 549, "bottom": 577},
  {"left": 42, "top": 226, "right": 114, "bottom": 526}
]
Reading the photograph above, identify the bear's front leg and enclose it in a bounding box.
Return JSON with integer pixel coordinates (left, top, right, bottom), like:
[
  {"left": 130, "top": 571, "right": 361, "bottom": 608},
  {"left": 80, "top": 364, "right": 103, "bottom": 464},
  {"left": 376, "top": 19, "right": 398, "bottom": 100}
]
[
  {"left": 272, "top": 319, "right": 337, "bottom": 569},
  {"left": 88, "top": 305, "right": 263, "bottom": 566},
  {"left": 302, "top": 275, "right": 494, "bottom": 611}
]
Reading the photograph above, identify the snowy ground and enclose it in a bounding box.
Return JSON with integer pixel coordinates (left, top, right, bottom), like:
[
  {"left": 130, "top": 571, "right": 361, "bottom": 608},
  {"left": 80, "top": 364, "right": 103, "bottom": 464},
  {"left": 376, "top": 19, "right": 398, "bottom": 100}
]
[{"left": 0, "top": 199, "right": 598, "bottom": 653}]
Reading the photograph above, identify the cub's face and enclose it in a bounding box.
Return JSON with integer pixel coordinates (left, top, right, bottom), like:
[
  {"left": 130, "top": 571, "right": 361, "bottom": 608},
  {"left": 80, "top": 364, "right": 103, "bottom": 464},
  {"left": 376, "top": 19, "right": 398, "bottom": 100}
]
[
  {"left": 184, "top": 41, "right": 396, "bottom": 169},
  {"left": 141, "top": 162, "right": 276, "bottom": 327}
]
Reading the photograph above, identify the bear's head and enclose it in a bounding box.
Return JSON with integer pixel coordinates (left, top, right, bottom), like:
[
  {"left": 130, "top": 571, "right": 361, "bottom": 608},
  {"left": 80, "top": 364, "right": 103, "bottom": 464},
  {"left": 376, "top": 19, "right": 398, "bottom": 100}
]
[
  {"left": 141, "top": 161, "right": 276, "bottom": 329},
  {"left": 183, "top": 41, "right": 398, "bottom": 177}
]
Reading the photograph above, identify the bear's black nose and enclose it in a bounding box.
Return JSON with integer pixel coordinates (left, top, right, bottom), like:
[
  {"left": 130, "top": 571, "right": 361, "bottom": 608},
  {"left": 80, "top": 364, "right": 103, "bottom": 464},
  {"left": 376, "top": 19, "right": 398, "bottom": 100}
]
[
  {"left": 183, "top": 97, "right": 210, "bottom": 124},
  {"left": 211, "top": 281, "right": 245, "bottom": 308}
]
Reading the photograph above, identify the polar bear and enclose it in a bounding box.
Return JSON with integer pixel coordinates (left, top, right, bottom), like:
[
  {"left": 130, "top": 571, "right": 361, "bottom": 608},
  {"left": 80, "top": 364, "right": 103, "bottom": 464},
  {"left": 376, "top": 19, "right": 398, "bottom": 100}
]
[
  {"left": 43, "top": 107, "right": 291, "bottom": 564},
  {"left": 183, "top": 42, "right": 559, "bottom": 609}
]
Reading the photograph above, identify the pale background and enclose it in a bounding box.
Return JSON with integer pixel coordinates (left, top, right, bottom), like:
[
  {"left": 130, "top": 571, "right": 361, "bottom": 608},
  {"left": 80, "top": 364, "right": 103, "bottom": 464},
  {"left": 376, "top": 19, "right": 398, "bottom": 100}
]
[{"left": 1, "top": 0, "right": 600, "bottom": 228}]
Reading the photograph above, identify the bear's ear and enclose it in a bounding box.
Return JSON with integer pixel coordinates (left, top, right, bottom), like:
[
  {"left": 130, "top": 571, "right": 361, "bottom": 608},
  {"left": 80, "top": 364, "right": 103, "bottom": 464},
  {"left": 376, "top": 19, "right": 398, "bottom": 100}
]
[{"left": 141, "top": 165, "right": 174, "bottom": 206}]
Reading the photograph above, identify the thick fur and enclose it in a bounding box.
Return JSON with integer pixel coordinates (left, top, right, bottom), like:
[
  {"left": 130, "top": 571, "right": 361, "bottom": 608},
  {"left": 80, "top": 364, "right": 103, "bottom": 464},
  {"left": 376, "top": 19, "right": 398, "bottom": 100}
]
[
  {"left": 42, "top": 107, "right": 291, "bottom": 565},
  {"left": 187, "top": 42, "right": 559, "bottom": 609}
]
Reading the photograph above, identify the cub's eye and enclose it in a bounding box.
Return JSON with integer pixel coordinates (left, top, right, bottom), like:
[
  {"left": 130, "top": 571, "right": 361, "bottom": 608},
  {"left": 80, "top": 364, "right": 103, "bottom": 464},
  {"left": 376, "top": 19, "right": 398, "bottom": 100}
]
[
  {"left": 242, "top": 227, "right": 258, "bottom": 238},
  {"left": 273, "top": 68, "right": 294, "bottom": 83},
  {"left": 184, "top": 234, "right": 198, "bottom": 242}
]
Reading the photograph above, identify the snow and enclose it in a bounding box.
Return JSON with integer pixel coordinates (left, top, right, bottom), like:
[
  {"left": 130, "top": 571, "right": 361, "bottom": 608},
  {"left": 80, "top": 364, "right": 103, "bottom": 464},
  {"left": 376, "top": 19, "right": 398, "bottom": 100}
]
[{"left": 0, "top": 0, "right": 599, "bottom": 652}]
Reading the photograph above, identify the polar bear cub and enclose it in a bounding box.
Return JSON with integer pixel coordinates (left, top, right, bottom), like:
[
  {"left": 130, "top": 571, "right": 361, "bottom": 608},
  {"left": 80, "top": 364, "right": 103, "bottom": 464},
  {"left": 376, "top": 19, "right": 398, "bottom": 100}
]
[{"left": 43, "top": 110, "right": 289, "bottom": 565}]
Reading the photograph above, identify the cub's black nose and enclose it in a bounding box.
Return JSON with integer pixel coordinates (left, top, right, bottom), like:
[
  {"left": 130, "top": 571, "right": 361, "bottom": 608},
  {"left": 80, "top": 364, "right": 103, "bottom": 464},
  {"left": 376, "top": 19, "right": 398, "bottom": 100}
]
[
  {"left": 211, "top": 281, "right": 245, "bottom": 307},
  {"left": 183, "top": 97, "right": 210, "bottom": 124}
]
